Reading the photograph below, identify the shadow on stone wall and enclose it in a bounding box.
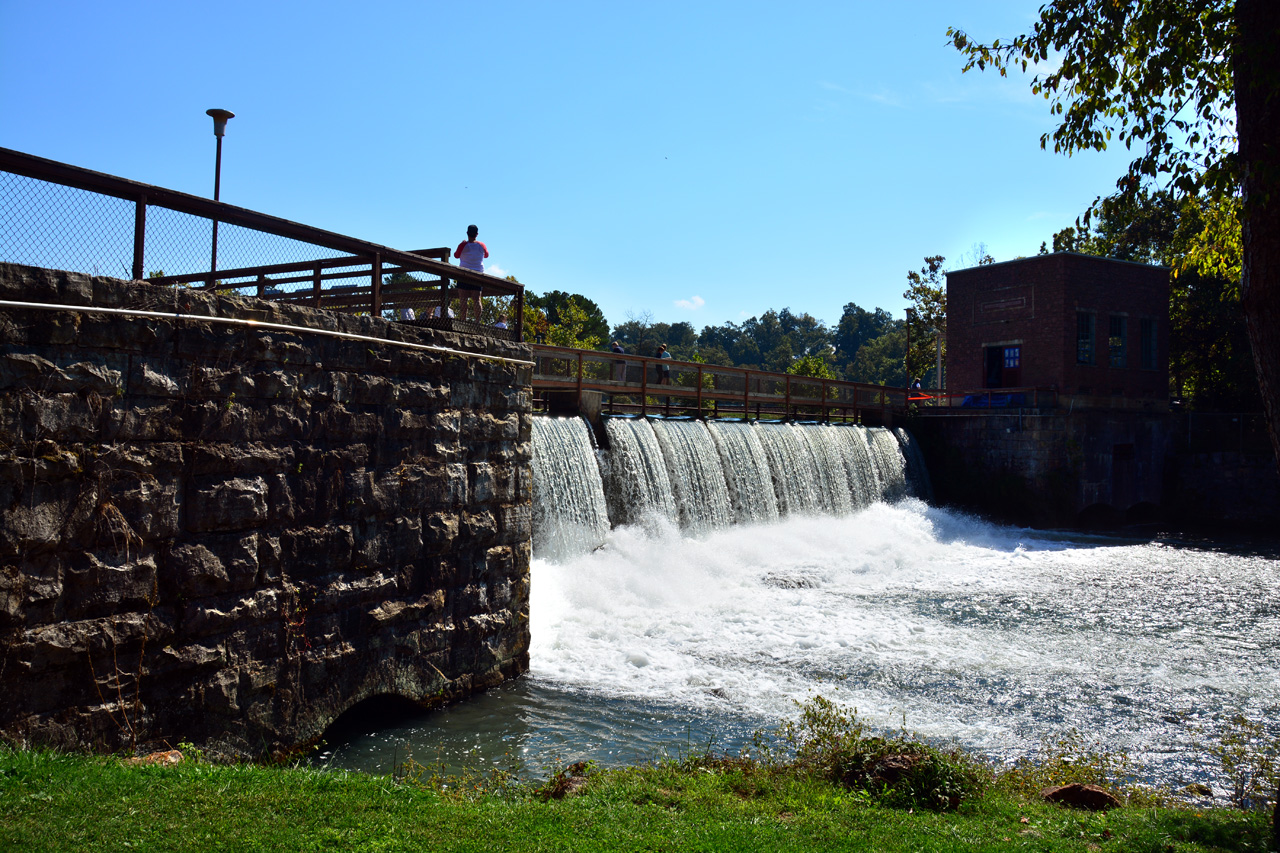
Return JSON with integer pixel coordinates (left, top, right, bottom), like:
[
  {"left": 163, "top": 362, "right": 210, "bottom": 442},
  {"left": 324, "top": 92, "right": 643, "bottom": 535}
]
[{"left": 0, "top": 263, "right": 533, "bottom": 758}]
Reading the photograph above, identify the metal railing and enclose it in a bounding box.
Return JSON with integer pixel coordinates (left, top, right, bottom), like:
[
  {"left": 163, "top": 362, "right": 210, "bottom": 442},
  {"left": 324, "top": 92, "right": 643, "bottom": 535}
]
[
  {"left": 0, "top": 147, "right": 524, "bottom": 340},
  {"left": 530, "top": 344, "right": 908, "bottom": 421}
]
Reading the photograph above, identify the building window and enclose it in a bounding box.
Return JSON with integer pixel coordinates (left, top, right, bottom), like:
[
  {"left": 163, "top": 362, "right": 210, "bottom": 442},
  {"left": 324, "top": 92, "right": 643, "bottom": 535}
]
[
  {"left": 1109, "top": 315, "right": 1128, "bottom": 368},
  {"left": 1077, "top": 312, "right": 1095, "bottom": 364},
  {"left": 1140, "top": 317, "right": 1157, "bottom": 370},
  {"left": 1004, "top": 346, "right": 1020, "bottom": 369}
]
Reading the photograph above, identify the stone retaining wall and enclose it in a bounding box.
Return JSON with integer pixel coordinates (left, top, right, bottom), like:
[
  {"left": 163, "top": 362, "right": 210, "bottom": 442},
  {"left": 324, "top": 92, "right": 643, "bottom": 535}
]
[
  {"left": 910, "top": 408, "right": 1174, "bottom": 527},
  {"left": 0, "top": 263, "right": 532, "bottom": 757}
]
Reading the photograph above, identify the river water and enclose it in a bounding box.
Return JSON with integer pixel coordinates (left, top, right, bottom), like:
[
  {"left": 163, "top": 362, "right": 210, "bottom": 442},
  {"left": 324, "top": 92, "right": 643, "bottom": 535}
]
[{"left": 318, "top": 418, "right": 1280, "bottom": 792}]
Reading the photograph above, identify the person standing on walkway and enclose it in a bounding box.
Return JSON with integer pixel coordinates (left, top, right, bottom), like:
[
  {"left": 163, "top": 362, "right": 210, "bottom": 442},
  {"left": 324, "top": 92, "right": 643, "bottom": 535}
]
[
  {"left": 656, "top": 344, "right": 672, "bottom": 384},
  {"left": 611, "top": 340, "right": 627, "bottom": 381},
  {"left": 453, "top": 224, "right": 488, "bottom": 322}
]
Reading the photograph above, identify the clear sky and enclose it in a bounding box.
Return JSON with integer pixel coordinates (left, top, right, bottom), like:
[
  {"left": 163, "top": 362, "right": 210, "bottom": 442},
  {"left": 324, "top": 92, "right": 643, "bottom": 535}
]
[{"left": 1, "top": 0, "right": 1139, "bottom": 332}]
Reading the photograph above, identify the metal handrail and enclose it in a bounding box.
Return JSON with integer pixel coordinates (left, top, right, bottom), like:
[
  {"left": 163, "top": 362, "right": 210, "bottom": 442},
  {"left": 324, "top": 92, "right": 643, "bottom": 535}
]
[
  {"left": 910, "top": 387, "right": 1059, "bottom": 409},
  {"left": 0, "top": 146, "right": 525, "bottom": 339}
]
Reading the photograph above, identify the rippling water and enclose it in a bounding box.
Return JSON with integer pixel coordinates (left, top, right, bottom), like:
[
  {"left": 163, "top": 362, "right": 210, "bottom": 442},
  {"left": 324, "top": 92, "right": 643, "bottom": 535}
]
[{"left": 319, "top": 501, "right": 1280, "bottom": 790}]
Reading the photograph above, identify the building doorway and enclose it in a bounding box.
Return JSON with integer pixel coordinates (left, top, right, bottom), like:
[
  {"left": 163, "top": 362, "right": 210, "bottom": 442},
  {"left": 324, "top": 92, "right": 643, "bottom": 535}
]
[{"left": 984, "top": 345, "right": 1022, "bottom": 388}]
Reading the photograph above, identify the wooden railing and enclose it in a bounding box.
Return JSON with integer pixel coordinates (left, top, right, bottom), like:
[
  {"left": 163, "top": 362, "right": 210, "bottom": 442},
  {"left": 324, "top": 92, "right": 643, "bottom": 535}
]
[{"left": 530, "top": 344, "right": 909, "bottom": 421}]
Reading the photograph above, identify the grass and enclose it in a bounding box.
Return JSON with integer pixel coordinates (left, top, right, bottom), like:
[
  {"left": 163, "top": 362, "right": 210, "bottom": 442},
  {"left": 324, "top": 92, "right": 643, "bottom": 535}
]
[
  {"left": 0, "top": 744, "right": 1272, "bottom": 853},
  {"left": 3, "top": 697, "right": 1274, "bottom": 852}
]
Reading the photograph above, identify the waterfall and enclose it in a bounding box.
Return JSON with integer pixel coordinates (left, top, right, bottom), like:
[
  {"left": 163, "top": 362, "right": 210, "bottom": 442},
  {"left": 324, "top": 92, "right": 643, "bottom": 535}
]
[
  {"left": 532, "top": 416, "right": 928, "bottom": 559},
  {"left": 705, "top": 421, "right": 780, "bottom": 525},
  {"left": 828, "top": 424, "right": 878, "bottom": 509},
  {"left": 796, "top": 425, "right": 855, "bottom": 516},
  {"left": 752, "top": 423, "right": 825, "bottom": 517},
  {"left": 649, "top": 419, "right": 734, "bottom": 531},
  {"left": 602, "top": 418, "right": 678, "bottom": 528},
  {"left": 530, "top": 417, "right": 611, "bottom": 560},
  {"left": 895, "top": 426, "right": 933, "bottom": 502},
  {"left": 865, "top": 426, "right": 909, "bottom": 500}
]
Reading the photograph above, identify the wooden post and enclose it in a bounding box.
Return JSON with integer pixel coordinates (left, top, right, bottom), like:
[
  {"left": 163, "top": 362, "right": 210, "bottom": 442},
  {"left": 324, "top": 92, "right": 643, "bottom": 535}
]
[
  {"left": 576, "top": 351, "right": 583, "bottom": 410},
  {"left": 640, "top": 355, "right": 648, "bottom": 417},
  {"left": 371, "top": 253, "right": 382, "bottom": 315},
  {"left": 312, "top": 264, "right": 322, "bottom": 308},
  {"left": 514, "top": 286, "right": 525, "bottom": 341},
  {"left": 742, "top": 370, "right": 750, "bottom": 421}
]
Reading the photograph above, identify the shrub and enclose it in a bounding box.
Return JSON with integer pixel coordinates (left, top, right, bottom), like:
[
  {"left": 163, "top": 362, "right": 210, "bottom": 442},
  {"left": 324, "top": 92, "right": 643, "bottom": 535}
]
[{"left": 775, "top": 696, "right": 988, "bottom": 811}]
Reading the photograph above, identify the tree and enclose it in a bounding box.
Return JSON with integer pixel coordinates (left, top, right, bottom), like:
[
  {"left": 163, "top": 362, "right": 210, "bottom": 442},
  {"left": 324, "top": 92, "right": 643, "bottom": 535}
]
[
  {"left": 851, "top": 324, "right": 908, "bottom": 388},
  {"left": 787, "top": 352, "right": 837, "bottom": 380},
  {"left": 527, "top": 290, "right": 610, "bottom": 344},
  {"left": 543, "top": 296, "right": 605, "bottom": 349},
  {"left": 612, "top": 310, "right": 661, "bottom": 357},
  {"left": 949, "top": 0, "right": 1280, "bottom": 465},
  {"left": 903, "top": 256, "right": 947, "bottom": 387},
  {"left": 1049, "top": 188, "right": 1260, "bottom": 410},
  {"left": 834, "top": 302, "right": 895, "bottom": 369}
]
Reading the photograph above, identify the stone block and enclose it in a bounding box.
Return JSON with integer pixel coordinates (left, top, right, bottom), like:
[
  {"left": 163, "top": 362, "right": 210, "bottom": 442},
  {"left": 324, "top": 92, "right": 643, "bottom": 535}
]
[
  {"left": 167, "top": 532, "right": 263, "bottom": 598},
  {"left": 99, "top": 470, "right": 181, "bottom": 542},
  {"left": 281, "top": 525, "right": 355, "bottom": 577},
  {"left": 17, "top": 391, "right": 105, "bottom": 443},
  {"left": 0, "top": 263, "right": 93, "bottom": 305},
  {"left": 422, "top": 512, "right": 459, "bottom": 552},
  {"left": 110, "top": 400, "right": 185, "bottom": 442},
  {"left": 181, "top": 588, "right": 283, "bottom": 639},
  {"left": 0, "top": 553, "right": 65, "bottom": 628},
  {"left": 186, "top": 475, "right": 270, "bottom": 533},
  {"left": 63, "top": 549, "right": 159, "bottom": 620},
  {"left": 128, "top": 358, "right": 188, "bottom": 398}
]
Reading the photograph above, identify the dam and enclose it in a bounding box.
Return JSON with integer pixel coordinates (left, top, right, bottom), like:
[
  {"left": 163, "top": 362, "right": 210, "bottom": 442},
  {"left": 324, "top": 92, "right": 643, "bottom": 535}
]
[{"left": 323, "top": 418, "right": 1280, "bottom": 793}]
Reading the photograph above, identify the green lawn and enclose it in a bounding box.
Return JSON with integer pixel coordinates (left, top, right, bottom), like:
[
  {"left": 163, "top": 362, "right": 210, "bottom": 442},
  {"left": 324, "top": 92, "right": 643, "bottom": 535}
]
[{"left": 1, "top": 747, "right": 1270, "bottom": 853}]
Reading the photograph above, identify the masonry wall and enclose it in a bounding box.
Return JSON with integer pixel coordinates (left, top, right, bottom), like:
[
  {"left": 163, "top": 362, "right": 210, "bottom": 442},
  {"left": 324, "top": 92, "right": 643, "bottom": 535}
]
[
  {"left": 910, "top": 408, "right": 1174, "bottom": 527},
  {"left": 0, "top": 263, "right": 532, "bottom": 757}
]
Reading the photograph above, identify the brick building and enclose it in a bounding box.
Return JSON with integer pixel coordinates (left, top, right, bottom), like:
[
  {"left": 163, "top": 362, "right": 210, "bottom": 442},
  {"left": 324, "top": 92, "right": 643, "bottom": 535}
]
[{"left": 945, "top": 253, "right": 1169, "bottom": 406}]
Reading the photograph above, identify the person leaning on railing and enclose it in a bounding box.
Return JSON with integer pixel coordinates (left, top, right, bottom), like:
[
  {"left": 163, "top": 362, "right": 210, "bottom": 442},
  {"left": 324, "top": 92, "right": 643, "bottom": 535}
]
[{"left": 453, "top": 224, "right": 488, "bottom": 322}]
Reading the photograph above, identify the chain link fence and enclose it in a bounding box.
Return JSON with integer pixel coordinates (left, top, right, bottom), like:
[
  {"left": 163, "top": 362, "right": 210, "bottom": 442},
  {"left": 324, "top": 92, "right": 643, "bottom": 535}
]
[{"left": 0, "top": 147, "right": 524, "bottom": 338}]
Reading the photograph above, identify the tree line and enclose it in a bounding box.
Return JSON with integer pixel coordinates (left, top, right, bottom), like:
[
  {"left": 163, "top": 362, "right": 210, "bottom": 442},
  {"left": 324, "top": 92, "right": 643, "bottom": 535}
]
[{"left": 521, "top": 288, "right": 919, "bottom": 388}]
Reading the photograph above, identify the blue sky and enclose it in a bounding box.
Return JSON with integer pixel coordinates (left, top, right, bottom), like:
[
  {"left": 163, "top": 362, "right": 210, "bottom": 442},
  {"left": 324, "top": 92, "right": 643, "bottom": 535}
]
[{"left": 2, "top": 0, "right": 1139, "bottom": 332}]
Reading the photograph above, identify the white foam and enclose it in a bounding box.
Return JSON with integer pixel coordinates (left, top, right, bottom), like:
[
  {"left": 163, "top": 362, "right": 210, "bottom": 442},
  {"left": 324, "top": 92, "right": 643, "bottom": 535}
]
[{"left": 530, "top": 501, "right": 1280, "bottom": 760}]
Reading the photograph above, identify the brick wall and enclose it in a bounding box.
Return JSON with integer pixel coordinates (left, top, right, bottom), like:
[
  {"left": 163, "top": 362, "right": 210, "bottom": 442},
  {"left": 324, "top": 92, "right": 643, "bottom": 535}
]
[{"left": 947, "top": 253, "right": 1169, "bottom": 402}]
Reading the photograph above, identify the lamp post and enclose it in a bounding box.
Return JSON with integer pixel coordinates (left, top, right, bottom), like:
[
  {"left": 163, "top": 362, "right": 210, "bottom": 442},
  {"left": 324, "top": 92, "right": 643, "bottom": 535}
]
[
  {"left": 206, "top": 108, "right": 234, "bottom": 281},
  {"left": 904, "top": 307, "right": 915, "bottom": 386}
]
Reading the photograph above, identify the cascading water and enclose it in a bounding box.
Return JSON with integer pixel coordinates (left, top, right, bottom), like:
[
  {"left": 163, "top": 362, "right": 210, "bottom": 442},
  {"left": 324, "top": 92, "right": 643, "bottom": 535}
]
[
  {"left": 648, "top": 419, "right": 733, "bottom": 531},
  {"left": 865, "top": 426, "right": 910, "bottom": 500},
  {"left": 894, "top": 426, "right": 933, "bottom": 502},
  {"left": 752, "top": 423, "right": 827, "bottom": 516},
  {"left": 705, "top": 421, "right": 780, "bottom": 525},
  {"left": 529, "top": 417, "right": 611, "bottom": 561},
  {"left": 601, "top": 418, "right": 678, "bottom": 528},
  {"left": 795, "top": 425, "right": 855, "bottom": 516},
  {"left": 828, "top": 423, "right": 879, "bottom": 509},
  {"left": 541, "top": 417, "right": 927, "bottom": 545}
]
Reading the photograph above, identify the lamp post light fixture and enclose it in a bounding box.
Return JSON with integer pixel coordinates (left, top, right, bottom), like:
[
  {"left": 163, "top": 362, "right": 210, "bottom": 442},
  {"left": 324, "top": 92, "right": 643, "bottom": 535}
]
[{"left": 206, "top": 108, "right": 234, "bottom": 280}]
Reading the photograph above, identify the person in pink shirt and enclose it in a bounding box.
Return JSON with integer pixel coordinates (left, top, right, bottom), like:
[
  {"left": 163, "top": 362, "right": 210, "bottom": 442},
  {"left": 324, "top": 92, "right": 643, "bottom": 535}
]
[{"left": 453, "top": 224, "right": 488, "bottom": 322}]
